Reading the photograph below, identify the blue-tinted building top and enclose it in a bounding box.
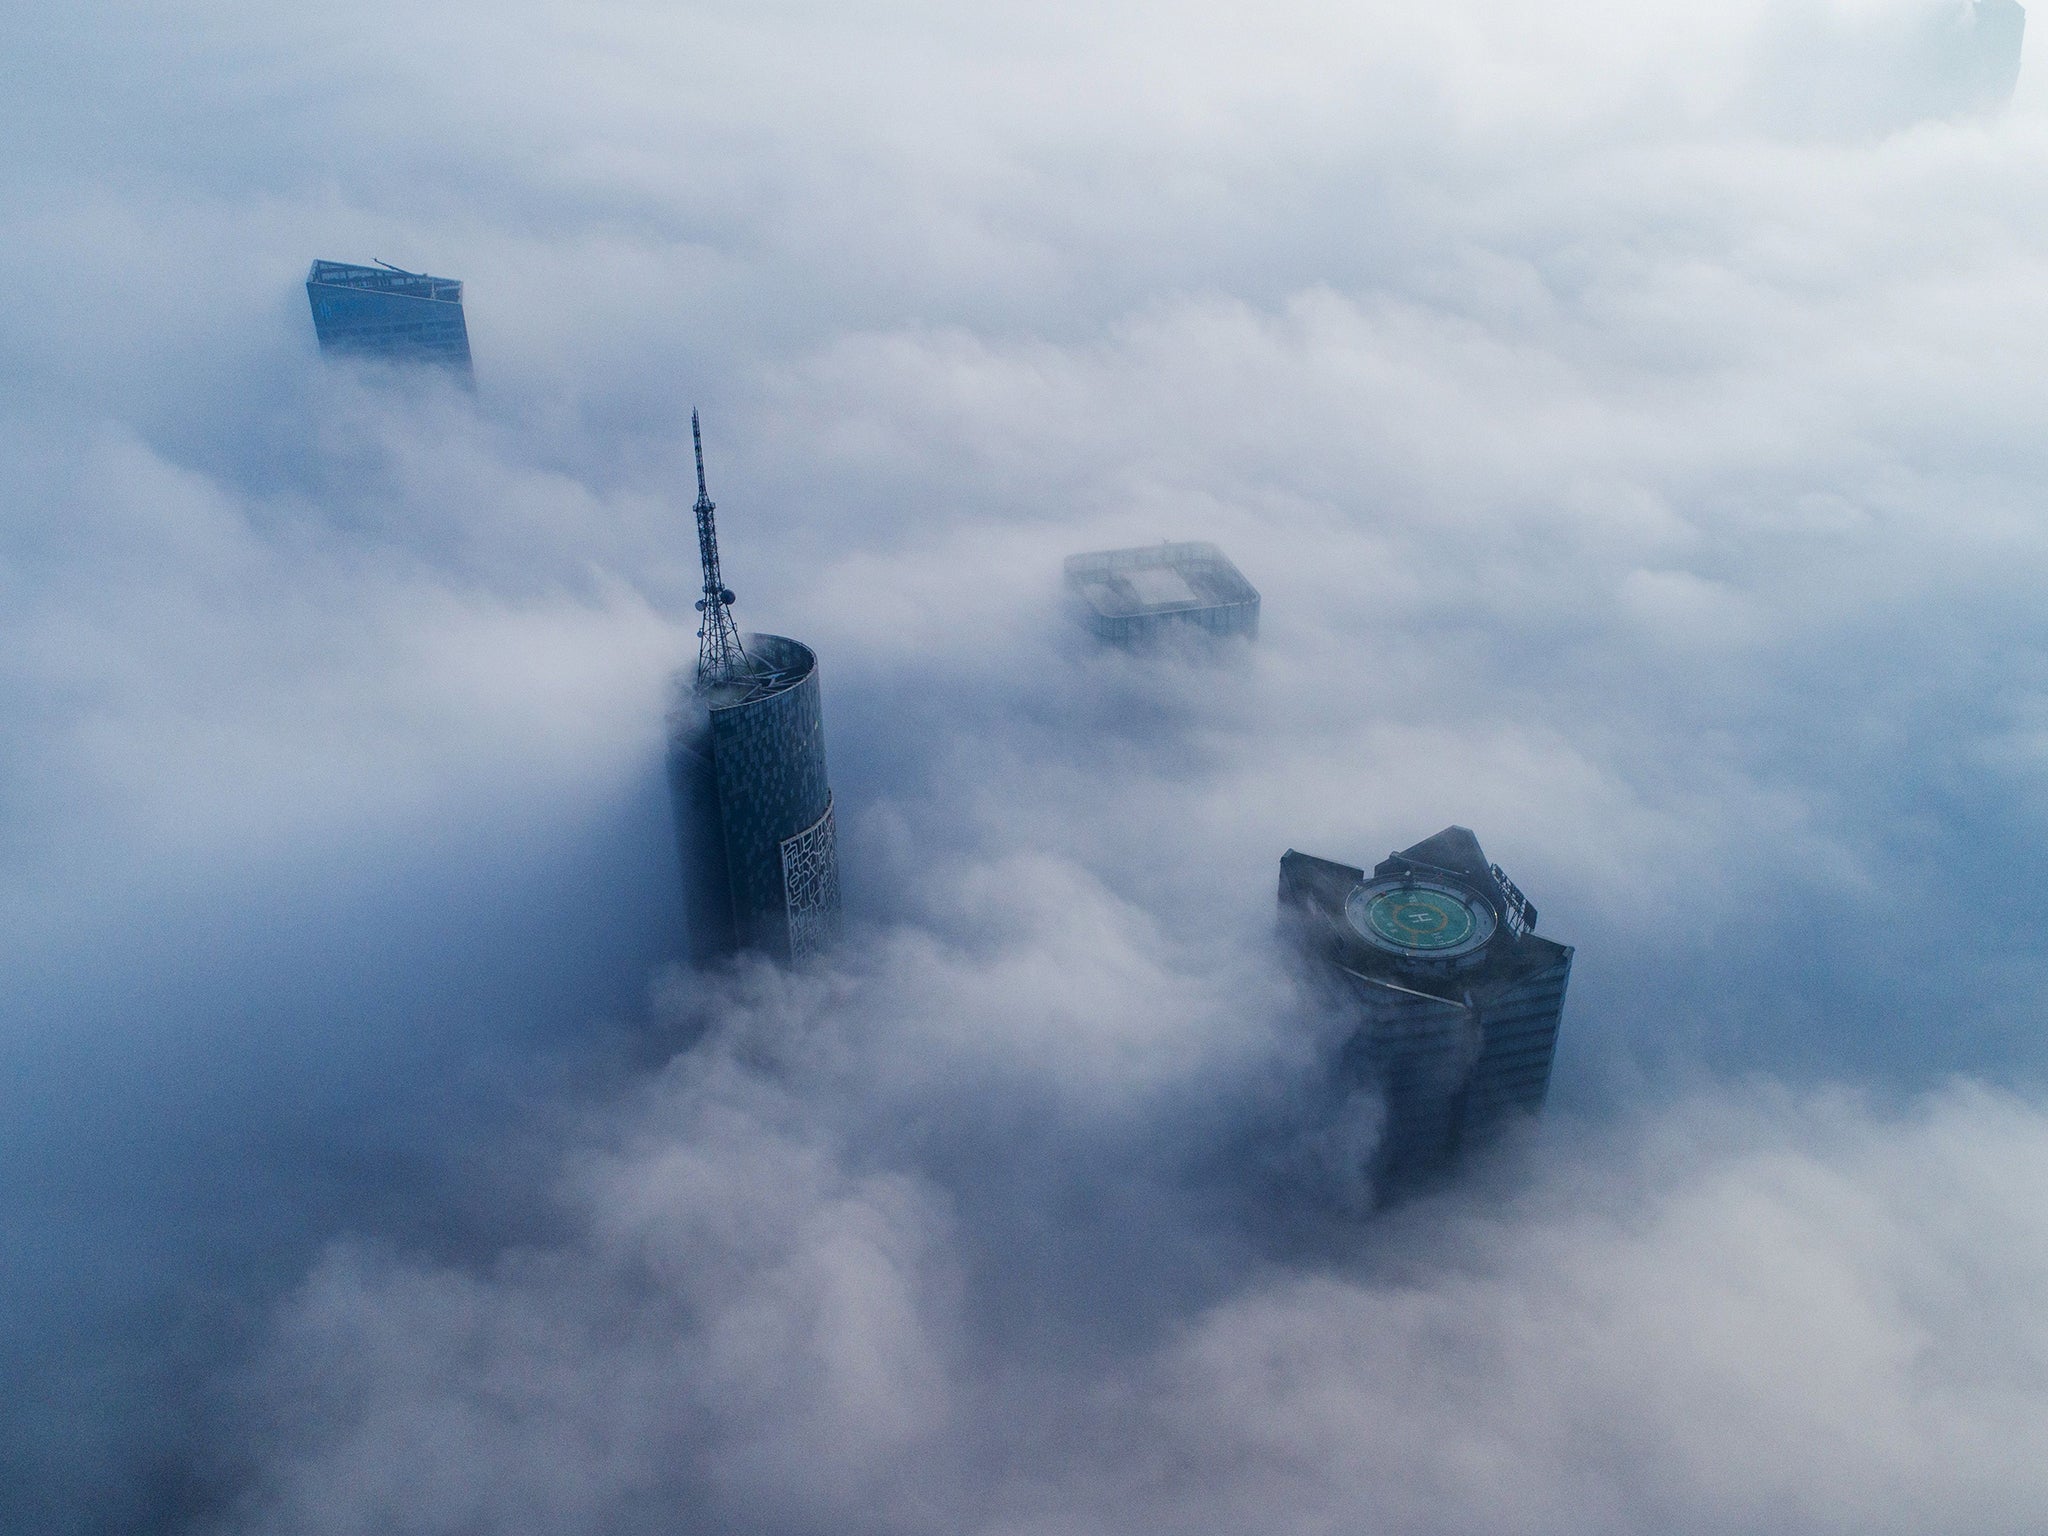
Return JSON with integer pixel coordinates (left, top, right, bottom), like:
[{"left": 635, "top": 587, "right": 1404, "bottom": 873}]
[
  {"left": 669, "top": 634, "right": 841, "bottom": 966},
  {"left": 1065, "top": 542, "right": 1260, "bottom": 646},
  {"left": 305, "top": 259, "right": 473, "bottom": 376}
]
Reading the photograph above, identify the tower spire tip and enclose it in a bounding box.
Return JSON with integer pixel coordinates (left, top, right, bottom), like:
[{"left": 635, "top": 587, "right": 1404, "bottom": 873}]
[{"left": 689, "top": 409, "right": 745, "bottom": 689}]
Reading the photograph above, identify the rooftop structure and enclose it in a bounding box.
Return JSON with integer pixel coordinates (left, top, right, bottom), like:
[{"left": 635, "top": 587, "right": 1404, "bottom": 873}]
[
  {"left": 1065, "top": 541, "right": 1259, "bottom": 646},
  {"left": 667, "top": 414, "right": 840, "bottom": 965},
  {"left": 1280, "top": 826, "right": 1572, "bottom": 1201},
  {"left": 305, "top": 259, "right": 474, "bottom": 377},
  {"left": 690, "top": 410, "right": 746, "bottom": 688}
]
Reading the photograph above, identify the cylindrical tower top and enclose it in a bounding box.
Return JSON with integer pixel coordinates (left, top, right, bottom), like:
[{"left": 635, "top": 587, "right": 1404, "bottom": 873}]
[{"left": 670, "top": 634, "right": 839, "bottom": 965}]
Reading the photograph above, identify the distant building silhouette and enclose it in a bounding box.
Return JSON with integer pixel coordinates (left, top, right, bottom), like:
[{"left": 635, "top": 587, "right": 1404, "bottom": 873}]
[
  {"left": 1959, "top": 0, "right": 2026, "bottom": 113},
  {"left": 667, "top": 412, "right": 840, "bottom": 965},
  {"left": 1755, "top": 0, "right": 2025, "bottom": 134},
  {"left": 1065, "top": 542, "right": 1259, "bottom": 646},
  {"left": 305, "top": 260, "right": 474, "bottom": 377},
  {"left": 1280, "top": 826, "right": 1572, "bottom": 1200}
]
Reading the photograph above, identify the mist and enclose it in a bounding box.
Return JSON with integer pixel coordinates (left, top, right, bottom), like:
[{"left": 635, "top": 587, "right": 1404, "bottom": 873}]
[{"left": 6, "top": 0, "right": 2048, "bottom": 1530}]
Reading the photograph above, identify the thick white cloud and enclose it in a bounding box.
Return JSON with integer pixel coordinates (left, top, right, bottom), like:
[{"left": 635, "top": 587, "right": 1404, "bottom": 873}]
[{"left": 227, "top": 982, "right": 2048, "bottom": 1534}]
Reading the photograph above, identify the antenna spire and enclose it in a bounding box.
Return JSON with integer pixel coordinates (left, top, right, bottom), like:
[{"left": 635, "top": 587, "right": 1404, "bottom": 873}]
[{"left": 691, "top": 408, "right": 746, "bottom": 689}]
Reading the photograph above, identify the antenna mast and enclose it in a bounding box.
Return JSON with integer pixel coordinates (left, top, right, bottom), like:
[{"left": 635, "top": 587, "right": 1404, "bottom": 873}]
[{"left": 691, "top": 409, "right": 747, "bottom": 689}]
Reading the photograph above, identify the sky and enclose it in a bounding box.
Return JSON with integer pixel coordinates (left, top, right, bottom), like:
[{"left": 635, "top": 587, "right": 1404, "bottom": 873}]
[{"left": 7, "top": 0, "right": 2048, "bottom": 1531}]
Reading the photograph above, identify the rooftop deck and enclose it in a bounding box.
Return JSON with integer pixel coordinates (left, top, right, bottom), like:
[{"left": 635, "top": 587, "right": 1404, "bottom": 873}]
[
  {"left": 307, "top": 260, "right": 464, "bottom": 305},
  {"left": 1064, "top": 540, "right": 1261, "bottom": 641}
]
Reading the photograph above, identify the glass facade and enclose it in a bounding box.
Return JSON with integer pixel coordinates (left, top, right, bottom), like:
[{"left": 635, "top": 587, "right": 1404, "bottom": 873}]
[{"left": 305, "top": 259, "right": 474, "bottom": 377}]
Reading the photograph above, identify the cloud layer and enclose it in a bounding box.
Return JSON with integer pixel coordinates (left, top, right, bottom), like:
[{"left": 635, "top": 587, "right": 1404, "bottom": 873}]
[{"left": 232, "top": 1053, "right": 2048, "bottom": 1535}]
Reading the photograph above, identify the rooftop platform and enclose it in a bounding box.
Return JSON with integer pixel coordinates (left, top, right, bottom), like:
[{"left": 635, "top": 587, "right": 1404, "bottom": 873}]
[
  {"left": 698, "top": 633, "right": 818, "bottom": 711},
  {"left": 1064, "top": 541, "right": 1260, "bottom": 644},
  {"left": 307, "top": 259, "right": 464, "bottom": 305}
]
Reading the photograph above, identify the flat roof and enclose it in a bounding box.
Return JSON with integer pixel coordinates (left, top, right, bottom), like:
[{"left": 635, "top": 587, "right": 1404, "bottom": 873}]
[
  {"left": 1124, "top": 566, "right": 1201, "bottom": 608},
  {"left": 1064, "top": 541, "right": 1259, "bottom": 619},
  {"left": 699, "top": 635, "right": 817, "bottom": 710},
  {"left": 307, "top": 259, "right": 463, "bottom": 304}
]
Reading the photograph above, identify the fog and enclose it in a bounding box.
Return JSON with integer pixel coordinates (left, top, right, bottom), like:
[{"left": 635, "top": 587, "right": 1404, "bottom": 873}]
[{"left": 6, "top": 0, "right": 2048, "bottom": 1530}]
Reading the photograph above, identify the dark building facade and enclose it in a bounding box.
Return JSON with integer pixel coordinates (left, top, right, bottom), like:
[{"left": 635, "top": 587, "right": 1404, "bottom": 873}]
[
  {"left": 669, "top": 634, "right": 841, "bottom": 965},
  {"left": 305, "top": 260, "right": 474, "bottom": 376},
  {"left": 1280, "top": 826, "right": 1571, "bottom": 1199}
]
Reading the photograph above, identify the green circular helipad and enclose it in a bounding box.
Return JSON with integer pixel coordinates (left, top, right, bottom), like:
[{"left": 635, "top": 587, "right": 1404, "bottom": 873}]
[{"left": 1344, "top": 878, "right": 1497, "bottom": 960}]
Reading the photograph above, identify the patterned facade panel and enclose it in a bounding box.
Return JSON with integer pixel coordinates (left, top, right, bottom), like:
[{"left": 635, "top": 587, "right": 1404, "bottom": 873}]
[{"left": 780, "top": 796, "right": 843, "bottom": 964}]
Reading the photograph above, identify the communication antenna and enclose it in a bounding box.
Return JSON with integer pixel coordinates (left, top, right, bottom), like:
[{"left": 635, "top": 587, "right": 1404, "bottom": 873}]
[{"left": 691, "top": 408, "right": 747, "bottom": 689}]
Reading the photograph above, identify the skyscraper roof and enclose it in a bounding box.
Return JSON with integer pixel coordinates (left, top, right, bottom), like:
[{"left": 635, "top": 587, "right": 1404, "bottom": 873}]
[
  {"left": 1064, "top": 541, "right": 1260, "bottom": 644},
  {"left": 305, "top": 259, "right": 474, "bottom": 376}
]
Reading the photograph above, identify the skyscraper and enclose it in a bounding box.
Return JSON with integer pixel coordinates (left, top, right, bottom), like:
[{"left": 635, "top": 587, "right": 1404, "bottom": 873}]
[
  {"left": 305, "top": 260, "right": 474, "bottom": 377},
  {"left": 667, "top": 412, "right": 841, "bottom": 965},
  {"left": 1064, "top": 541, "right": 1260, "bottom": 646},
  {"left": 1280, "top": 826, "right": 1571, "bottom": 1199}
]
